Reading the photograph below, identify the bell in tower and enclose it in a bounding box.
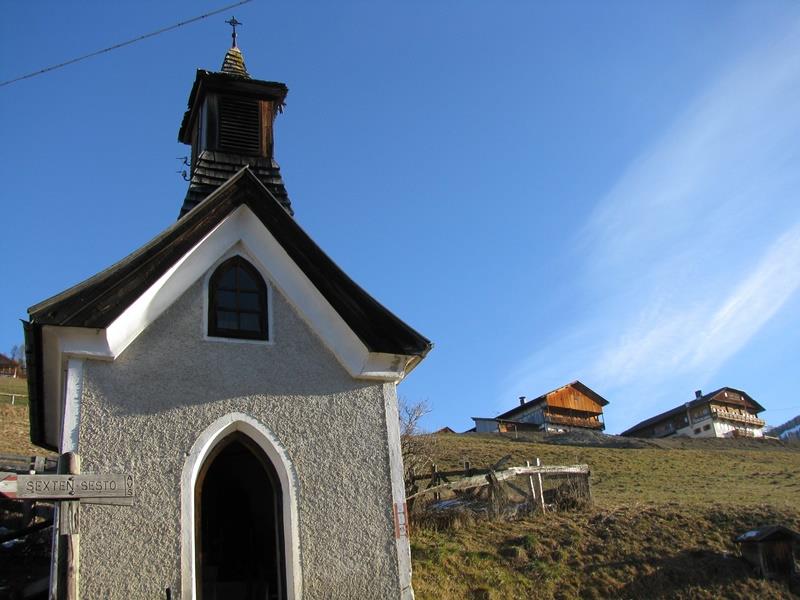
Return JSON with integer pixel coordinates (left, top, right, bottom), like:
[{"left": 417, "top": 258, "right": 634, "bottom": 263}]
[{"left": 177, "top": 17, "right": 292, "bottom": 218}]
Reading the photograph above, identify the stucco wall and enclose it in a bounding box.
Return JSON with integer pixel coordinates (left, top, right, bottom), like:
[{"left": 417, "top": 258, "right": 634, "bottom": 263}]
[
  {"left": 77, "top": 273, "right": 402, "bottom": 599},
  {"left": 675, "top": 418, "right": 764, "bottom": 438},
  {"left": 712, "top": 420, "right": 764, "bottom": 438}
]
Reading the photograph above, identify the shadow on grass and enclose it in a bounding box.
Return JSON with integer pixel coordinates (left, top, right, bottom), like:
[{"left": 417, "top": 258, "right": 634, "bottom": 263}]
[{"left": 591, "top": 548, "right": 757, "bottom": 599}]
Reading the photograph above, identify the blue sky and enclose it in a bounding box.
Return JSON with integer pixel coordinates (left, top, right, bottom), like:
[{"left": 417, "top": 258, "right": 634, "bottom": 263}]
[{"left": 2, "top": 2, "right": 800, "bottom": 434}]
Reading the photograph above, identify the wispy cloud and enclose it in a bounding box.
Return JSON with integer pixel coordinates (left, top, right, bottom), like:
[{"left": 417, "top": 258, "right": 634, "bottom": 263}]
[
  {"left": 688, "top": 223, "right": 800, "bottom": 373},
  {"left": 587, "top": 220, "right": 800, "bottom": 388},
  {"left": 504, "top": 17, "right": 800, "bottom": 429}
]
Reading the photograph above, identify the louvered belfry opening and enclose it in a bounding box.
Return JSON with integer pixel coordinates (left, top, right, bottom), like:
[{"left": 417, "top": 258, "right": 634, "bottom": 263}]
[{"left": 219, "top": 95, "right": 261, "bottom": 155}]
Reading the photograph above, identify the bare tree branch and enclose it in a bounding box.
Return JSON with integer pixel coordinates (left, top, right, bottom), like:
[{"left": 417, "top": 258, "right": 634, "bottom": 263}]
[{"left": 399, "top": 397, "right": 435, "bottom": 495}]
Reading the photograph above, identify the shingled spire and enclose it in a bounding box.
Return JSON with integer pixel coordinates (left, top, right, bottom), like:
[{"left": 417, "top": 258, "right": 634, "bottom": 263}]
[
  {"left": 221, "top": 46, "right": 250, "bottom": 78},
  {"left": 177, "top": 20, "right": 292, "bottom": 218}
]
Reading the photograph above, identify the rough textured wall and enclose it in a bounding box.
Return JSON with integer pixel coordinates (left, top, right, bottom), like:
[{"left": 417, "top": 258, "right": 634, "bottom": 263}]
[{"left": 78, "top": 276, "right": 400, "bottom": 599}]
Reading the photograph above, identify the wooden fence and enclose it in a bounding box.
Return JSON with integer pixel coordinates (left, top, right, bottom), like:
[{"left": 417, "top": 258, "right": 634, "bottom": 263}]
[
  {"left": 0, "top": 367, "right": 26, "bottom": 378},
  {"left": 0, "top": 454, "right": 58, "bottom": 474},
  {"left": 406, "top": 455, "right": 591, "bottom": 519},
  {"left": 0, "top": 454, "right": 56, "bottom": 554},
  {"left": 0, "top": 391, "right": 28, "bottom": 405}
]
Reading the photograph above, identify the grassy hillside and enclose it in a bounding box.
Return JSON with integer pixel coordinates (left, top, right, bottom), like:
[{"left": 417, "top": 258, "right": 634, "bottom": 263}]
[
  {"left": 0, "top": 405, "right": 48, "bottom": 456},
  {"left": 0, "top": 379, "right": 42, "bottom": 457},
  {"left": 0, "top": 376, "right": 28, "bottom": 405},
  {"left": 1, "top": 407, "right": 798, "bottom": 597},
  {"left": 422, "top": 432, "right": 799, "bottom": 508},
  {"left": 411, "top": 432, "right": 800, "bottom": 599}
]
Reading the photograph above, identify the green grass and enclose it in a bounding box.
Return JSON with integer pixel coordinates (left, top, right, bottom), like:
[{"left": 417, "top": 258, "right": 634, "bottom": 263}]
[
  {"left": 0, "top": 405, "right": 52, "bottom": 456},
  {"left": 422, "top": 432, "right": 800, "bottom": 508},
  {"left": 412, "top": 504, "right": 799, "bottom": 599},
  {"left": 410, "top": 432, "right": 800, "bottom": 599},
  {"left": 0, "top": 376, "right": 28, "bottom": 405},
  {"left": 1, "top": 401, "right": 798, "bottom": 597}
]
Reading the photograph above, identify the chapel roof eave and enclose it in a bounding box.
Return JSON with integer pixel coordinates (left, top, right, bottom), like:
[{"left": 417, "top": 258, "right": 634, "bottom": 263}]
[
  {"left": 28, "top": 166, "right": 432, "bottom": 358},
  {"left": 26, "top": 167, "right": 432, "bottom": 448},
  {"left": 22, "top": 320, "right": 53, "bottom": 451}
]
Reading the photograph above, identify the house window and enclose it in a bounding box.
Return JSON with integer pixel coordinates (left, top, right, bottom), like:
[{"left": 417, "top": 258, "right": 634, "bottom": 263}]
[
  {"left": 694, "top": 428, "right": 701, "bottom": 434},
  {"left": 208, "top": 256, "right": 268, "bottom": 340},
  {"left": 703, "top": 424, "right": 711, "bottom": 431}
]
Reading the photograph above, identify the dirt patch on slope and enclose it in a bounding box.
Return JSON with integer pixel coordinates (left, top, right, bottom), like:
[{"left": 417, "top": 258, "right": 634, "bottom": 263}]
[{"left": 0, "top": 405, "right": 53, "bottom": 456}]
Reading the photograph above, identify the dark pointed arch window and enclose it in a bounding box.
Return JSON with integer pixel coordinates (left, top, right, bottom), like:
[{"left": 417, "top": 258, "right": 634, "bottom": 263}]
[{"left": 208, "top": 256, "right": 269, "bottom": 340}]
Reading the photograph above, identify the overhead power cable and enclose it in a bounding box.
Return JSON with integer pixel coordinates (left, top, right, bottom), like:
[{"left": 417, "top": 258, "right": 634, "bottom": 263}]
[{"left": 0, "top": 0, "right": 254, "bottom": 89}]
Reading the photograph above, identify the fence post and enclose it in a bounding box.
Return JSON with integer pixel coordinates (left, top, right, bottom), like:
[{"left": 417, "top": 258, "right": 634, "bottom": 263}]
[
  {"left": 535, "top": 457, "right": 545, "bottom": 513},
  {"left": 526, "top": 460, "right": 536, "bottom": 510},
  {"left": 585, "top": 471, "right": 593, "bottom": 503},
  {"left": 33, "top": 456, "right": 46, "bottom": 473},
  {"left": 487, "top": 468, "right": 500, "bottom": 518},
  {"left": 407, "top": 467, "right": 417, "bottom": 514}
]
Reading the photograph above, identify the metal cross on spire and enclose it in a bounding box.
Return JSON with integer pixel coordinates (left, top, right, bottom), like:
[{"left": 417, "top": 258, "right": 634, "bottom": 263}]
[{"left": 225, "top": 16, "right": 242, "bottom": 48}]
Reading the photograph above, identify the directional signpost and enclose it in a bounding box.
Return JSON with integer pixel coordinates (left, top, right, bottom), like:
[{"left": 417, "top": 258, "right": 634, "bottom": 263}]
[
  {"left": 0, "top": 452, "right": 133, "bottom": 600},
  {"left": 0, "top": 472, "right": 134, "bottom": 504}
]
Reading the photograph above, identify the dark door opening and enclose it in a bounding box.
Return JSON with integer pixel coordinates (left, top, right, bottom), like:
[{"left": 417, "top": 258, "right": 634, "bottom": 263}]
[{"left": 196, "top": 433, "right": 286, "bottom": 600}]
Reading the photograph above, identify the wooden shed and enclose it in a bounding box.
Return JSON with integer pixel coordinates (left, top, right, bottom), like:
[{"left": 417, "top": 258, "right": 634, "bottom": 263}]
[{"left": 735, "top": 525, "right": 799, "bottom": 579}]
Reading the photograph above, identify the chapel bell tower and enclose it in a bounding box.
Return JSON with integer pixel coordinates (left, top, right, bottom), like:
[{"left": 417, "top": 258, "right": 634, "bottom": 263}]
[{"left": 177, "top": 18, "right": 293, "bottom": 217}]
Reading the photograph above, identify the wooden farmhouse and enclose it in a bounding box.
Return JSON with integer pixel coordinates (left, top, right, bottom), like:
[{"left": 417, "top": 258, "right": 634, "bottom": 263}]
[
  {"left": 620, "top": 387, "right": 765, "bottom": 439},
  {"left": 23, "top": 37, "right": 431, "bottom": 599},
  {"left": 472, "top": 381, "right": 608, "bottom": 434}
]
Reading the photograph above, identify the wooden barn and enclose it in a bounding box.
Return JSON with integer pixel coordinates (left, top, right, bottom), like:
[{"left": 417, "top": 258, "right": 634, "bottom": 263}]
[
  {"left": 735, "top": 525, "right": 799, "bottom": 579},
  {"left": 472, "top": 381, "right": 608, "bottom": 434}
]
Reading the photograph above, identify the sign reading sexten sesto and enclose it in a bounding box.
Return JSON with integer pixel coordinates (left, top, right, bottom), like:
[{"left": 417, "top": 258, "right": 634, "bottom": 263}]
[{"left": 15, "top": 474, "right": 134, "bottom": 499}]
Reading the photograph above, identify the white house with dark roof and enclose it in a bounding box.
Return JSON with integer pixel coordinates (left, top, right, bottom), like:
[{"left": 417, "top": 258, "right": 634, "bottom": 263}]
[
  {"left": 24, "top": 37, "right": 430, "bottom": 600},
  {"left": 620, "top": 387, "right": 765, "bottom": 439}
]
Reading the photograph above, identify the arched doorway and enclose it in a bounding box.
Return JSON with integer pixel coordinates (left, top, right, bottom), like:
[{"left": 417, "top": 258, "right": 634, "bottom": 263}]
[{"left": 195, "top": 432, "right": 286, "bottom": 600}]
